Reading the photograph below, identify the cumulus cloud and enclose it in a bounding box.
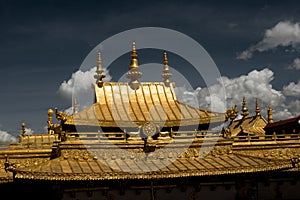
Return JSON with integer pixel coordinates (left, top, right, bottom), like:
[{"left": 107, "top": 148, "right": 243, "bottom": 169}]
[
  {"left": 237, "top": 21, "right": 300, "bottom": 60},
  {"left": 21, "top": 127, "right": 34, "bottom": 135},
  {"left": 58, "top": 67, "right": 111, "bottom": 111},
  {"left": 283, "top": 80, "right": 300, "bottom": 97},
  {"left": 287, "top": 58, "right": 300, "bottom": 70},
  {"left": 0, "top": 130, "right": 17, "bottom": 143},
  {"left": 176, "top": 68, "right": 299, "bottom": 121}
]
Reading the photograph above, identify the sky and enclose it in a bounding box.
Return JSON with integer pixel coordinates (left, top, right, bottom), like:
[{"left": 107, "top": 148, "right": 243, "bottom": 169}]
[{"left": 0, "top": 0, "right": 300, "bottom": 141}]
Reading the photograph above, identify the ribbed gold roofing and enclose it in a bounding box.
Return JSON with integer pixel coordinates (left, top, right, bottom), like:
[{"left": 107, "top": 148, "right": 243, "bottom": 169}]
[{"left": 65, "top": 82, "right": 225, "bottom": 127}]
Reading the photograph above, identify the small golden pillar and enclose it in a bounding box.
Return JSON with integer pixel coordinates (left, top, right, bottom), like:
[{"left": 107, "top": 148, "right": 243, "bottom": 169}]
[
  {"left": 268, "top": 105, "right": 274, "bottom": 123},
  {"left": 255, "top": 98, "right": 261, "bottom": 117},
  {"left": 241, "top": 97, "right": 249, "bottom": 118},
  {"left": 73, "top": 98, "right": 78, "bottom": 114},
  {"left": 126, "top": 41, "right": 143, "bottom": 90},
  {"left": 21, "top": 122, "right": 26, "bottom": 135},
  {"left": 161, "top": 51, "right": 172, "bottom": 87},
  {"left": 94, "top": 51, "right": 106, "bottom": 88},
  {"left": 47, "top": 109, "right": 54, "bottom": 134}
]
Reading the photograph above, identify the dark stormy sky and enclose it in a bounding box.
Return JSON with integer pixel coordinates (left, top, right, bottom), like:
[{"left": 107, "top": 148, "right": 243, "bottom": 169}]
[{"left": 0, "top": 0, "right": 300, "bottom": 139}]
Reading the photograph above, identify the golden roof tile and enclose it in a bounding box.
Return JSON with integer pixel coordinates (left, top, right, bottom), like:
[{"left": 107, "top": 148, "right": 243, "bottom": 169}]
[{"left": 65, "top": 82, "right": 225, "bottom": 127}]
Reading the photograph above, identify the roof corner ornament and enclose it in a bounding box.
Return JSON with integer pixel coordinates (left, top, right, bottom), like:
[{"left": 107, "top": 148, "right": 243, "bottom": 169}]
[
  {"left": 241, "top": 97, "right": 249, "bottom": 118},
  {"left": 94, "top": 51, "right": 106, "bottom": 88},
  {"left": 161, "top": 51, "right": 172, "bottom": 87},
  {"left": 268, "top": 105, "right": 274, "bottom": 123},
  {"left": 55, "top": 107, "right": 68, "bottom": 124},
  {"left": 255, "top": 98, "right": 261, "bottom": 117},
  {"left": 126, "top": 41, "right": 142, "bottom": 90},
  {"left": 225, "top": 104, "right": 238, "bottom": 121}
]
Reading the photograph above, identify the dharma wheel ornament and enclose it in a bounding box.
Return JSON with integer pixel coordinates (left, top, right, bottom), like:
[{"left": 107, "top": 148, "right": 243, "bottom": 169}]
[{"left": 142, "top": 122, "right": 156, "bottom": 137}]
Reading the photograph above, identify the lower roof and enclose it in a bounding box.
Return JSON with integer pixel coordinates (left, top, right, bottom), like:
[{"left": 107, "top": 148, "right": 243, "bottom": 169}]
[{"left": 14, "top": 153, "right": 292, "bottom": 181}]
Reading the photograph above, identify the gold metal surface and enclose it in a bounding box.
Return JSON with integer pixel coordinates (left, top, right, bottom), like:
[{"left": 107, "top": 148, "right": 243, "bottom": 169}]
[
  {"left": 66, "top": 82, "right": 225, "bottom": 127},
  {"left": 161, "top": 51, "right": 172, "bottom": 87}
]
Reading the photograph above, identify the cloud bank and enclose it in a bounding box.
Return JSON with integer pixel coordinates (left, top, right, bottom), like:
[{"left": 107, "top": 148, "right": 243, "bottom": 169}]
[
  {"left": 287, "top": 58, "right": 300, "bottom": 70},
  {"left": 58, "top": 67, "right": 111, "bottom": 111},
  {"left": 176, "top": 68, "right": 300, "bottom": 121},
  {"left": 237, "top": 21, "right": 300, "bottom": 60},
  {"left": 0, "top": 130, "right": 17, "bottom": 143}
]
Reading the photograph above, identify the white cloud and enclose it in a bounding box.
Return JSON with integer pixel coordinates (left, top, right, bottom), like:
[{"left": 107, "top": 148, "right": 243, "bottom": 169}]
[
  {"left": 58, "top": 67, "right": 111, "bottom": 111},
  {"left": 0, "top": 130, "right": 17, "bottom": 143},
  {"left": 237, "top": 21, "right": 300, "bottom": 60},
  {"left": 176, "top": 68, "right": 299, "bottom": 121},
  {"left": 287, "top": 58, "right": 300, "bottom": 70},
  {"left": 24, "top": 128, "right": 34, "bottom": 134},
  {"left": 283, "top": 80, "right": 300, "bottom": 97}
]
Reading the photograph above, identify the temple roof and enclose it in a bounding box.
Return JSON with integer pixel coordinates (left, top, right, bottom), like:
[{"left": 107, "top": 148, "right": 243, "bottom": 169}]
[
  {"left": 65, "top": 82, "right": 225, "bottom": 127},
  {"left": 14, "top": 151, "right": 292, "bottom": 181},
  {"left": 224, "top": 115, "right": 267, "bottom": 137},
  {"left": 265, "top": 115, "right": 300, "bottom": 130}
]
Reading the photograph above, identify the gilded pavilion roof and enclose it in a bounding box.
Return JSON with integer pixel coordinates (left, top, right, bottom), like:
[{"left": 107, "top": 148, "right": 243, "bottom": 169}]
[
  {"left": 65, "top": 82, "right": 225, "bottom": 127},
  {"left": 13, "top": 149, "right": 293, "bottom": 181},
  {"left": 223, "top": 98, "right": 268, "bottom": 138},
  {"left": 225, "top": 116, "right": 267, "bottom": 137}
]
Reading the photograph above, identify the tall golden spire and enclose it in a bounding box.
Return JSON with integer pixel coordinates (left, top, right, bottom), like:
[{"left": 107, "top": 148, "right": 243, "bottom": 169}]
[
  {"left": 255, "top": 98, "right": 261, "bottom": 117},
  {"left": 268, "top": 105, "right": 274, "bottom": 123},
  {"left": 161, "top": 51, "right": 172, "bottom": 87},
  {"left": 94, "top": 51, "right": 106, "bottom": 88},
  {"left": 126, "top": 41, "right": 143, "bottom": 90},
  {"left": 241, "top": 97, "right": 249, "bottom": 118}
]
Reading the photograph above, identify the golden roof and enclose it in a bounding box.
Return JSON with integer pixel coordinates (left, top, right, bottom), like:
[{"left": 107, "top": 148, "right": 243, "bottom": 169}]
[
  {"left": 65, "top": 82, "right": 225, "bottom": 127},
  {"left": 14, "top": 148, "right": 292, "bottom": 181},
  {"left": 225, "top": 115, "right": 267, "bottom": 137}
]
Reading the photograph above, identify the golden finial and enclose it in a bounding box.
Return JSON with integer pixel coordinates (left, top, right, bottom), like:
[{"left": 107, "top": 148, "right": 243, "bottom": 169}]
[
  {"left": 268, "top": 105, "right": 274, "bottom": 123},
  {"left": 94, "top": 51, "right": 106, "bottom": 88},
  {"left": 129, "top": 41, "right": 139, "bottom": 70},
  {"left": 255, "top": 98, "right": 261, "bottom": 117},
  {"left": 161, "top": 51, "right": 172, "bottom": 87},
  {"left": 47, "top": 109, "right": 54, "bottom": 134},
  {"left": 73, "top": 98, "right": 78, "bottom": 114},
  {"left": 241, "top": 97, "right": 249, "bottom": 118},
  {"left": 126, "top": 41, "right": 143, "bottom": 90},
  {"left": 21, "top": 122, "right": 26, "bottom": 135},
  {"left": 47, "top": 108, "right": 53, "bottom": 127}
]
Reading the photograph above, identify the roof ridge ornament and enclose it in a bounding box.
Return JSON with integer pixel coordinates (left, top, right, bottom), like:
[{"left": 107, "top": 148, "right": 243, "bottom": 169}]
[
  {"left": 126, "top": 41, "right": 143, "bottom": 90},
  {"left": 255, "top": 98, "right": 261, "bottom": 117},
  {"left": 94, "top": 51, "right": 106, "bottom": 88},
  {"left": 241, "top": 97, "right": 249, "bottom": 118},
  {"left": 161, "top": 51, "right": 172, "bottom": 87},
  {"left": 268, "top": 105, "right": 274, "bottom": 123}
]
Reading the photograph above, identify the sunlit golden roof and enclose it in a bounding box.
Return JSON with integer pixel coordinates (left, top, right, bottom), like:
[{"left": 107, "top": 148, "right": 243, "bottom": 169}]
[{"left": 65, "top": 82, "right": 225, "bottom": 127}]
